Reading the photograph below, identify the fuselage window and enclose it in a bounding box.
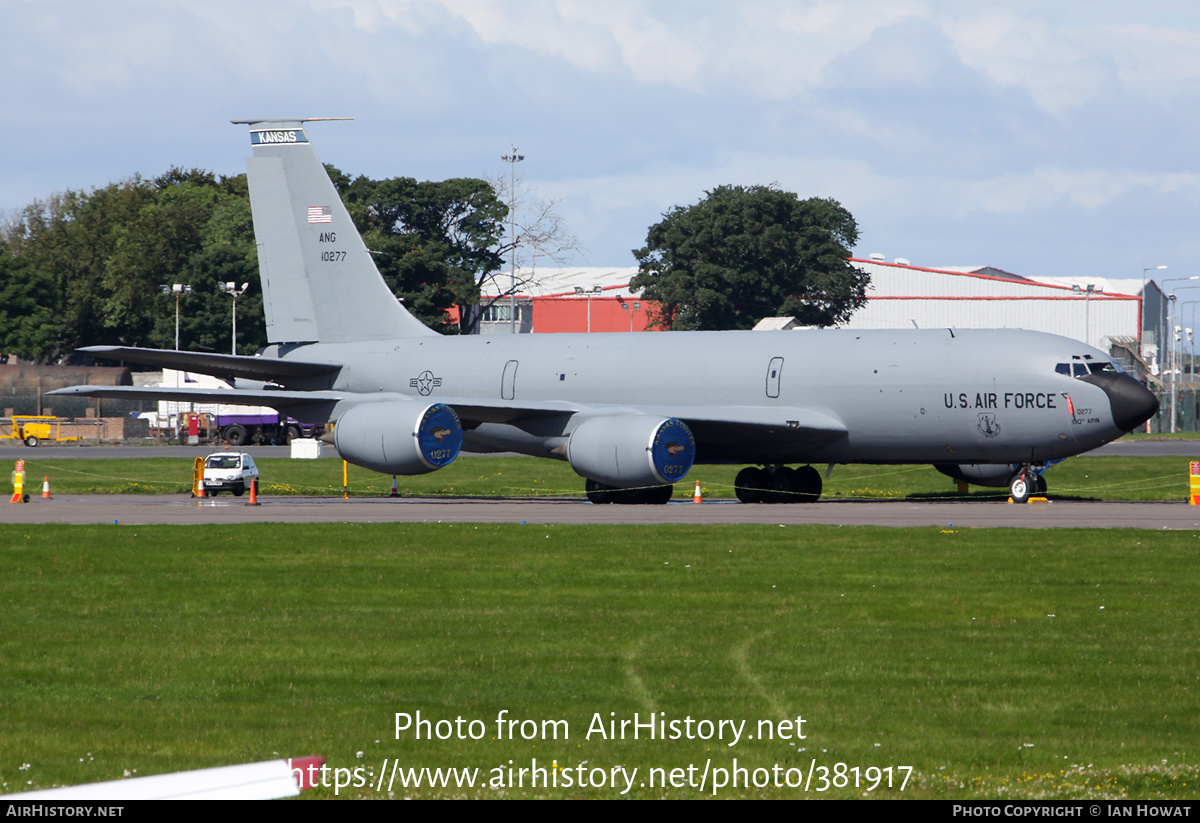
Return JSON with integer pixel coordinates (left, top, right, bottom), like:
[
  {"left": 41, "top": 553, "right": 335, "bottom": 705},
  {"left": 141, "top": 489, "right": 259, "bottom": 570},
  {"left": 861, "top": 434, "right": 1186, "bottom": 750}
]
[{"left": 1055, "top": 363, "right": 1070, "bottom": 375}]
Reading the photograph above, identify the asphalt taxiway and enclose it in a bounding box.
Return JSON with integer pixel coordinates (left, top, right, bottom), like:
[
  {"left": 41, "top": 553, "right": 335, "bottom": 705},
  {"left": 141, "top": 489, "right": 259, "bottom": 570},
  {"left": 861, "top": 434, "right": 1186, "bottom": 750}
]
[
  {"left": 1, "top": 438, "right": 1196, "bottom": 461},
  {"left": 6, "top": 494, "right": 1200, "bottom": 529},
  {"left": 3, "top": 440, "right": 1199, "bottom": 529}
]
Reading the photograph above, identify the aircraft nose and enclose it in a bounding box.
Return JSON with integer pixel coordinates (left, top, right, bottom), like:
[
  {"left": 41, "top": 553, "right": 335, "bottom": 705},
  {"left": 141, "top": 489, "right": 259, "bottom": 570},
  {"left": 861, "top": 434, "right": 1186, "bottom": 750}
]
[{"left": 1085, "top": 372, "right": 1159, "bottom": 432}]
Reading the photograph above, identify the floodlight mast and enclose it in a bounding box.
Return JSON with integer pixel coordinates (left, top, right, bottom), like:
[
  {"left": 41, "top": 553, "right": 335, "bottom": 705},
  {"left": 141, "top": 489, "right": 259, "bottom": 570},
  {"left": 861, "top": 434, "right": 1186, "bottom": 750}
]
[
  {"left": 161, "top": 283, "right": 192, "bottom": 350},
  {"left": 220, "top": 281, "right": 251, "bottom": 355},
  {"left": 501, "top": 146, "right": 524, "bottom": 333}
]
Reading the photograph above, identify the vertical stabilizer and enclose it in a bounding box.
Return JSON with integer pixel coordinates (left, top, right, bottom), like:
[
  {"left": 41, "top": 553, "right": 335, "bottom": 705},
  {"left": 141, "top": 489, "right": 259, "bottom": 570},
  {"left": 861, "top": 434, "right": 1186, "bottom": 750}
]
[{"left": 233, "top": 118, "right": 435, "bottom": 343}]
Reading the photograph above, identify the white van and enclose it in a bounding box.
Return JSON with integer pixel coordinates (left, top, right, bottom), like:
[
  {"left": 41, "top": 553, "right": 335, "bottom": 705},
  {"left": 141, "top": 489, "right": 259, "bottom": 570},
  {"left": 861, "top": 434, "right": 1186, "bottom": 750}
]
[{"left": 202, "top": 452, "right": 259, "bottom": 496}]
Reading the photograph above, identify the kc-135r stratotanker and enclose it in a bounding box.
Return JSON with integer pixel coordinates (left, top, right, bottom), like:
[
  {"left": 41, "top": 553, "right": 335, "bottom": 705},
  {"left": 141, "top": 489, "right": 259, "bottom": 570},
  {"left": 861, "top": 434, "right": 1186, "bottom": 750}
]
[{"left": 51, "top": 119, "right": 1159, "bottom": 504}]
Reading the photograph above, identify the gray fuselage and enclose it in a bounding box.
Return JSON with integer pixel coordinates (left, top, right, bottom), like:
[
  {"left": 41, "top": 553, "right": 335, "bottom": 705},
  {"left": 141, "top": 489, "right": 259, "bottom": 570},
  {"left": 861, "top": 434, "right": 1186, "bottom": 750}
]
[{"left": 266, "top": 326, "right": 1138, "bottom": 466}]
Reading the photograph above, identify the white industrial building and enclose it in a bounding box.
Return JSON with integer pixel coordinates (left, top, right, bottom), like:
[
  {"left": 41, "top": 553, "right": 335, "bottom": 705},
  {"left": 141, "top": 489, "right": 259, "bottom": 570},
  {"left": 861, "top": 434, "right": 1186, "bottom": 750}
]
[
  {"left": 843, "top": 258, "right": 1141, "bottom": 355},
  {"left": 493, "top": 260, "right": 1145, "bottom": 358}
]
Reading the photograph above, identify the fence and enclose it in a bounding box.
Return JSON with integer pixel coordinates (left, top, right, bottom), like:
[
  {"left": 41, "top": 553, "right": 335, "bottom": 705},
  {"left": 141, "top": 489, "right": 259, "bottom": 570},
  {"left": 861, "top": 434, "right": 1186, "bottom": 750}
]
[{"left": 1149, "top": 388, "right": 1200, "bottom": 433}]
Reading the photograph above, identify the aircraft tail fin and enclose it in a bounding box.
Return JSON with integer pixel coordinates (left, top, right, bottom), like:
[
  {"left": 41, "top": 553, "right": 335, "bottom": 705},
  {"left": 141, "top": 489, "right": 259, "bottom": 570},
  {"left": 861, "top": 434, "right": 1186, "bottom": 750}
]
[{"left": 233, "top": 118, "right": 436, "bottom": 344}]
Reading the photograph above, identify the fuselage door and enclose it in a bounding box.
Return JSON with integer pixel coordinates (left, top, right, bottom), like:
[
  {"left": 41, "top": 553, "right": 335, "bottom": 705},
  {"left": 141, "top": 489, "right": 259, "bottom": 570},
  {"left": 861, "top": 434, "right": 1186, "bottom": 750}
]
[
  {"left": 501, "top": 360, "right": 519, "bottom": 400},
  {"left": 766, "top": 357, "right": 784, "bottom": 399}
]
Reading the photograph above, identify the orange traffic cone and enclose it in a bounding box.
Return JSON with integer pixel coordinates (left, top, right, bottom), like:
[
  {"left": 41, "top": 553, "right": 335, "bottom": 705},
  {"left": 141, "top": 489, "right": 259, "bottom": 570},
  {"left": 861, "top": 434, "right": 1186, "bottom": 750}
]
[
  {"left": 693, "top": 480, "right": 703, "bottom": 504},
  {"left": 246, "top": 479, "right": 260, "bottom": 506},
  {"left": 42, "top": 476, "right": 51, "bottom": 499}
]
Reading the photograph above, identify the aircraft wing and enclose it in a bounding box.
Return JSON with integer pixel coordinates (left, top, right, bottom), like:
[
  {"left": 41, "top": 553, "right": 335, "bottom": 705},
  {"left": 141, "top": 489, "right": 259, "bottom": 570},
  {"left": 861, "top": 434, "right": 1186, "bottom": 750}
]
[
  {"left": 46, "top": 384, "right": 585, "bottom": 429},
  {"left": 47, "top": 384, "right": 342, "bottom": 407},
  {"left": 455, "top": 400, "right": 847, "bottom": 464},
  {"left": 8, "top": 756, "right": 324, "bottom": 800},
  {"left": 77, "top": 345, "right": 339, "bottom": 383},
  {"left": 436, "top": 399, "right": 846, "bottom": 447},
  {"left": 48, "top": 382, "right": 845, "bottom": 462},
  {"left": 659, "top": 405, "right": 847, "bottom": 463}
]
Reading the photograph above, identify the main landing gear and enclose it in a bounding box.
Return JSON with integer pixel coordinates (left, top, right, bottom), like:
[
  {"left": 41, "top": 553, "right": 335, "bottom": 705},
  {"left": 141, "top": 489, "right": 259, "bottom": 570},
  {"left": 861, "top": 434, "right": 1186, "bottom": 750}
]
[
  {"left": 1008, "top": 466, "right": 1048, "bottom": 504},
  {"left": 585, "top": 479, "right": 674, "bottom": 505},
  {"left": 734, "top": 465, "right": 822, "bottom": 504}
]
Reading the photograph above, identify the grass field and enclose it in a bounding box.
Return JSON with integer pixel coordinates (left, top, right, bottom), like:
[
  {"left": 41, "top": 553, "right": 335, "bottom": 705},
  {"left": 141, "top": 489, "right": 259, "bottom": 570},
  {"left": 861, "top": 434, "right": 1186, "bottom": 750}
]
[
  {"left": 3, "top": 523, "right": 1199, "bottom": 799},
  {"left": 11, "top": 451, "right": 1200, "bottom": 501}
]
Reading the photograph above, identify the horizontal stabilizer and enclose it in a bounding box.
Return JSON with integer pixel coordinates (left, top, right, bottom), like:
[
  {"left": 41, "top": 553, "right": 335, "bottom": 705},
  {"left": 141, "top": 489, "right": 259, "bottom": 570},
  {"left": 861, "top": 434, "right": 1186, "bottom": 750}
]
[
  {"left": 78, "top": 346, "right": 338, "bottom": 383},
  {"left": 47, "top": 384, "right": 342, "bottom": 407}
]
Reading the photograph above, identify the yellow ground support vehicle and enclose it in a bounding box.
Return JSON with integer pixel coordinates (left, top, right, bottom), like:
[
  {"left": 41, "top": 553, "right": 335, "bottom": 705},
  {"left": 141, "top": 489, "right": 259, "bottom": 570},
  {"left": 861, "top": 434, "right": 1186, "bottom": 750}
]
[{"left": 0, "top": 416, "right": 81, "bottom": 447}]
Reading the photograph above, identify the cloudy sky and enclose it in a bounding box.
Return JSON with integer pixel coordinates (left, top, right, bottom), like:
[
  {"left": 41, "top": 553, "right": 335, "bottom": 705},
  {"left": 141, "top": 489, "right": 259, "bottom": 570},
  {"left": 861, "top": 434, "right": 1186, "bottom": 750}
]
[{"left": 3, "top": 1, "right": 1198, "bottom": 283}]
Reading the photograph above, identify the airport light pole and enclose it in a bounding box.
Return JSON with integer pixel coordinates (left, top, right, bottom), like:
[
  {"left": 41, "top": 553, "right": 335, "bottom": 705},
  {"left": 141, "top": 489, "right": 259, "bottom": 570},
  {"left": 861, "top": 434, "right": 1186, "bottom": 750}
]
[
  {"left": 161, "top": 283, "right": 192, "bottom": 350},
  {"left": 1071, "top": 284, "right": 1100, "bottom": 347},
  {"left": 1176, "top": 300, "right": 1200, "bottom": 383},
  {"left": 1166, "top": 283, "right": 1200, "bottom": 431},
  {"left": 1165, "top": 282, "right": 1200, "bottom": 432},
  {"left": 573, "top": 285, "right": 605, "bottom": 332},
  {"left": 1169, "top": 294, "right": 1178, "bottom": 432},
  {"left": 501, "top": 146, "right": 524, "bottom": 333},
  {"left": 1162, "top": 278, "right": 1198, "bottom": 372},
  {"left": 1163, "top": 277, "right": 1200, "bottom": 374},
  {"left": 620, "top": 300, "right": 642, "bottom": 332},
  {"left": 1185, "top": 301, "right": 1195, "bottom": 379},
  {"left": 219, "top": 281, "right": 250, "bottom": 355}
]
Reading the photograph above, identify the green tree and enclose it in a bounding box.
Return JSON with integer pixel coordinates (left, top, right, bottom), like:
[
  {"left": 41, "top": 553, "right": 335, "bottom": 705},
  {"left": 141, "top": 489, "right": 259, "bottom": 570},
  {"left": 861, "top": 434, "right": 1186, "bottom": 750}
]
[
  {"left": 0, "top": 170, "right": 259, "bottom": 361},
  {"left": 0, "top": 249, "right": 58, "bottom": 362},
  {"left": 630, "top": 185, "right": 868, "bottom": 331},
  {"left": 0, "top": 164, "right": 509, "bottom": 361},
  {"left": 338, "top": 171, "right": 507, "bottom": 334}
]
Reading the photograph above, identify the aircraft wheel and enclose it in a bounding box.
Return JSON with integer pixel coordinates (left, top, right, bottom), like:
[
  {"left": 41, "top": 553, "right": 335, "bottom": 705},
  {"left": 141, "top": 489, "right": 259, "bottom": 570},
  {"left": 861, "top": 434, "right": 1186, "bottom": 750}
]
[
  {"left": 23, "top": 435, "right": 38, "bottom": 447},
  {"left": 611, "top": 486, "right": 671, "bottom": 505},
  {"left": 585, "top": 479, "right": 615, "bottom": 504},
  {"left": 734, "top": 467, "right": 767, "bottom": 503},
  {"left": 612, "top": 488, "right": 641, "bottom": 505},
  {"left": 644, "top": 484, "right": 674, "bottom": 505},
  {"left": 764, "top": 466, "right": 797, "bottom": 504},
  {"left": 1009, "top": 471, "right": 1032, "bottom": 504},
  {"left": 224, "top": 424, "right": 248, "bottom": 446},
  {"left": 1035, "top": 474, "right": 1048, "bottom": 495},
  {"left": 794, "top": 465, "right": 823, "bottom": 503}
]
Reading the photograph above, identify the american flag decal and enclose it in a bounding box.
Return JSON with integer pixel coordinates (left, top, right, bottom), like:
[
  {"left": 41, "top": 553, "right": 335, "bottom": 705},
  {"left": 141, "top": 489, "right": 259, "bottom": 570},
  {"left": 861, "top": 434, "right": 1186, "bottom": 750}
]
[{"left": 307, "top": 206, "right": 332, "bottom": 224}]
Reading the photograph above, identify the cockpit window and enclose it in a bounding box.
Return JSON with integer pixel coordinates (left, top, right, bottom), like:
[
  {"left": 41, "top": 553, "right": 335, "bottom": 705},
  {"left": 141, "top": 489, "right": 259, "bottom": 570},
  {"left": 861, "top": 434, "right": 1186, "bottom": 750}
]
[{"left": 1056, "top": 359, "right": 1125, "bottom": 378}]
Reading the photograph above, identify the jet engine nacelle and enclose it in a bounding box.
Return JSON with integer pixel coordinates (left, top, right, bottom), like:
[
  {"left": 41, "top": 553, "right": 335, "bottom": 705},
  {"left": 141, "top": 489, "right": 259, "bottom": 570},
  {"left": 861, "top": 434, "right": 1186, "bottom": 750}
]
[
  {"left": 934, "top": 463, "right": 1018, "bottom": 487},
  {"left": 566, "top": 415, "right": 695, "bottom": 488},
  {"left": 333, "top": 401, "right": 463, "bottom": 475}
]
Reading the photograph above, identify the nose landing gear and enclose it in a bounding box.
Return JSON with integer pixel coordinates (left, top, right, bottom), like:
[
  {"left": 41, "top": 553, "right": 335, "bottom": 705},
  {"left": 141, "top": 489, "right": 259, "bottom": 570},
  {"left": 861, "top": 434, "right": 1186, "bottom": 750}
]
[{"left": 1008, "top": 466, "right": 1048, "bottom": 504}]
